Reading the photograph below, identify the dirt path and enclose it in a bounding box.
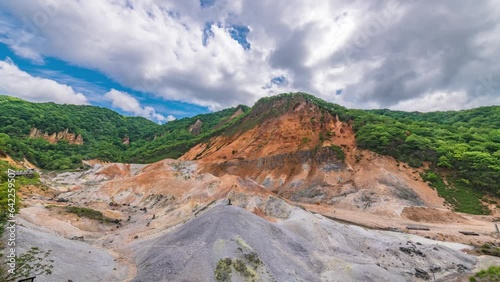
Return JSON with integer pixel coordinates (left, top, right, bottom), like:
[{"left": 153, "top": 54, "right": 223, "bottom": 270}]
[
  {"left": 108, "top": 248, "right": 137, "bottom": 282},
  {"left": 304, "top": 203, "right": 500, "bottom": 246}
]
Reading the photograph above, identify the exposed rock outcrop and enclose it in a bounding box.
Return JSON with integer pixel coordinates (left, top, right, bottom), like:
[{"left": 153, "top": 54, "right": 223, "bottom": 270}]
[
  {"left": 229, "top": 107, "right": 244, "bottom": 119},
  {"left": 180, "top": 94, "right": 445, "bottom": 216},
  {"left": 181, "top": 95, "right": 356, "bottom": 163},
  {"left": 29, "top": 128, "right": 83, "bottom": 145},
  {"left": 188, "top": 119, "right": 203, "bottom": 135},
  {"left": 129, "top": 205, "right": 477, "bottom": 282}
]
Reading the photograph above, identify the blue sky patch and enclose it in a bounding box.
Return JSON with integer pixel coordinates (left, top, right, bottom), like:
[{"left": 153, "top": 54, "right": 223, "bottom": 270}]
[
  {"left": 228, "top": 25, "right": 251, "bottom": 50},
  {"left": 271, "top": 75, "right": 288, "bottom": 86},
  {"left": 262, "top": 75, "right": 288, "bottom": 89},
  {"left": 202, "top": 22, "right": 215, "bottom": 46},
  {"left": 0, "top": 43, "right": 209, "bottom": 120},
  {"left": 200, "top": 0, "right": 216, "bottom": 8}
]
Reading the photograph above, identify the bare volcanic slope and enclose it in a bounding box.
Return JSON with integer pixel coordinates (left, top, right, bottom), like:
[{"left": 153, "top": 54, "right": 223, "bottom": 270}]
[
  {"left": 182, "top": 93, "right": 356, "bottom": 163},
  {"left": 15, "top": 154, "right": 498, "bottom": 281},
  {"left": 129, "top": 204, "right": 477, "bottom": 282},
  {"left": 181, "top": 93, "right": 445, "bottom": 217},
  {"left": 15, "top": 217, "right": 128, "bottom": 282}
]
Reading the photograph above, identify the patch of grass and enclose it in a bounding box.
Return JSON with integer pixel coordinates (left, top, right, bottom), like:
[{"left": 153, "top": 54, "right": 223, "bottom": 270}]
[
  {"left": 215, "top": 258, "right": 232, "bottom": 282},
  {"left": 233, "top": 259, "right": 255, "bottom": 278},
  {"left": 330, "top": 145, "right": 345, "bottom": 160},
  {"left": 301, "top": 137, "right": 311, "bottom": 145},
  {"left": 243, "top": 252, "right": 262, "bottom": 266},
  {"left": 0, "top": 160, "right": 41, "bottom": 233},
  {"left": 2, "top": 246, "right": 54, "bottom": 281},
  {"left": 478, "top": 243, "right": 500, "bottom": 257},
  {"left": 421, "top": 171, "right": 489, "bottom": 215},
  {"left": 469, "top": 265, "right": 500, "bottom": 282},
  {"left": 215, "top": 257, "right": 256, "bottom": 281},
  {"left": 64, "top": 206, "right": 116, "bottom": 223},
  {"left": 319, "top": 132, "right": 325, "bottom": 142}
]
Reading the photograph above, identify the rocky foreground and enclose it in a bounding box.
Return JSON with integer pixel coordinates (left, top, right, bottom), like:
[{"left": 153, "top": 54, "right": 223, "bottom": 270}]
[
  {"left": 10, "top": 155, "right": 500, "bottom": 281},
  {"left": 15, "top": 196, "right": 499, "bottom": 281},
  {"left": 130, "top": 203, "right": 477, "bottom": 282}
]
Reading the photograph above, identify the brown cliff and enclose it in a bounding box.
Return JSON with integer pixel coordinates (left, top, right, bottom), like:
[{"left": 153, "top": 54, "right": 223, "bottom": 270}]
[
  {"left": 180, "top": 94, "right": 445, "bottom": 217},
  {"left": 188, "top": 119, "right": 203, "bottom": 135},
  {"left": 182, "top": 94, "right": 356, "bottom": 163},
  {"left": 29, "top": 128, "right": 84, "bottom": 145}
]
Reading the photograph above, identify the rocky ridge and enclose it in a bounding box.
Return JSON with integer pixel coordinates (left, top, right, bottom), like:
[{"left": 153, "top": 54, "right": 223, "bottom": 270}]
[{"left": 29, "top": 127, "right": 83, "bottom": 145}]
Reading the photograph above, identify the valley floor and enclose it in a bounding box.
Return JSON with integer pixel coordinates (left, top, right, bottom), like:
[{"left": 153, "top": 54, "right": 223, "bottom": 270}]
[{"left": 11, "top": 160, "right": 500, "bottom": 282}]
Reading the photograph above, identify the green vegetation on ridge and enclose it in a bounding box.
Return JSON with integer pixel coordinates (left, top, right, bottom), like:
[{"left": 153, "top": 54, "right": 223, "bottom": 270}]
[
  {"left": 352, "top": 106, "right": 499, "bottom": 214},
  {"left": 0, "top": 93, "right": 498, "bottom": 214},
  {"left": 125, "top": 105, "right": 249, "bottom": 163},
  {"left": 224, "top": 93, "right": 499, "bottom": 214},
  {"left": 0, "top": 95, "right": 249, "bottom": 168},
  {"left": 0, "top": 160, "right": 40, "bottom": 232}
]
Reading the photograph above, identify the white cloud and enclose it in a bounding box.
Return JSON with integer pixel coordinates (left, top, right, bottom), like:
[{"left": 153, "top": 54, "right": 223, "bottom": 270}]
[
  {"left": 165, "top": 114, "right": 176, "bottom": 122},
  {"left": 391, "top": 90, "right": 500, "bottom": 112},
  {"left": 0, "top": 58, "right": 88, "bottom": 104},
  {"left": 0, "top": 0, "right": 499, "bottom": 111},
  {"left": 391, "top": 91, "right": 470, "bottom": 112},
  {"left": 0, "top": 0, "right": 317, "bottom": 109},
  {"left": 104, "top": 89, "right": 174, "bottom": 123}
]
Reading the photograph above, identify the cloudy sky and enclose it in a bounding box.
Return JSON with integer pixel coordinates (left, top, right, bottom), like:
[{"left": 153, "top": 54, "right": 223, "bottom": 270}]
[{"left": 0, "top": 0, "right": 499, "bottom": 122}]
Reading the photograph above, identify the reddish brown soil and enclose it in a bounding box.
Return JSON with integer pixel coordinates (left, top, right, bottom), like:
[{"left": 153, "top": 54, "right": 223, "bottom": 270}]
[
  {"left": 180, "top": 99, "right": 445, "bottom": 217},
  {"left": 182, "top": 100, "right": 356, "bottom": 163},
  {"left": 97, "top": 163, "right": 132, "bottom": 179},
  {"left": 402, "top": 206, "right": 467, "bottom": 223}
]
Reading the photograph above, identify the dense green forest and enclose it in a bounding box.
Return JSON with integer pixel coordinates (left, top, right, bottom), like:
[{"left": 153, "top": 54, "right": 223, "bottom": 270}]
[
  {"left": 352, "top": 106, "right": 500, "bottom": 214},
  {"left": 124, "top": 105, "right": 249, "bottom": 163},
  {"left": 0, "top": 95, "right": 248, "bottom": 168},
  {"left": 0, "top": 93, "right": 498, "bottom": 214}
]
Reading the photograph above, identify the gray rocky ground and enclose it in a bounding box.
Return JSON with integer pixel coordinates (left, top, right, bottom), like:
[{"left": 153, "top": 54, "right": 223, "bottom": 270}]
[
  {"left": 9, "top": 161, "right": 499, "bottom": 282},
  {"left": 129, "top": 204, "right": 478, "bottom": 282},
  {"left": 15, "top": 218, "right": 128, "bottom": 281}
]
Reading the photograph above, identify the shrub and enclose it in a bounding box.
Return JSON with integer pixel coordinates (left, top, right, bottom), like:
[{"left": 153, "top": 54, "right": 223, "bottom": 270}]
[
  {"left": 64, "top": 206, "right": 115, "bottom": 223},
  {"left": 470, "top": 266, "right": 500, "bottom": 281}
]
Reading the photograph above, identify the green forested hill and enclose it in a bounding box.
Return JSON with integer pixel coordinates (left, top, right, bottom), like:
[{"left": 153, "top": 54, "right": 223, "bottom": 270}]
[
  {"left": 352, "top": 106, "right": 500, "bottom": 213},
  {"left": 0, "top": 96, "right": 159, "bottom": 140},
  {"left": 0, "top": 95, "right": 248, "bottom": 168},
  {"left": 124, "top": 105, "right": 249, "bottom": 163},
  {"left": 0, "top": 93, "right": 498, "bottom": 214}
]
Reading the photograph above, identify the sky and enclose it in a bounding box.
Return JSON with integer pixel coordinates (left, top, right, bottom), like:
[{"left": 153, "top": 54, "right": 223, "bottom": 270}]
[{"left": 0, "top": 0, "right": 499, "bottom": 123}]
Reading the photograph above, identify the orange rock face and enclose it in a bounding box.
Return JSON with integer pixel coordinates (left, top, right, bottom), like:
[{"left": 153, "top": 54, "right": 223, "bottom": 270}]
[
  {"left": 179, "top": 95, "right": 447, "bottom": 218},
  {"left": 182, "top": 99, "right": 355, "bottom": 163},
  {"left": 188, "top": 119, "right": 203, "bottom": 135},
  {"left": 29, "top": 127, "right": 84, "bottom": 145}
]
